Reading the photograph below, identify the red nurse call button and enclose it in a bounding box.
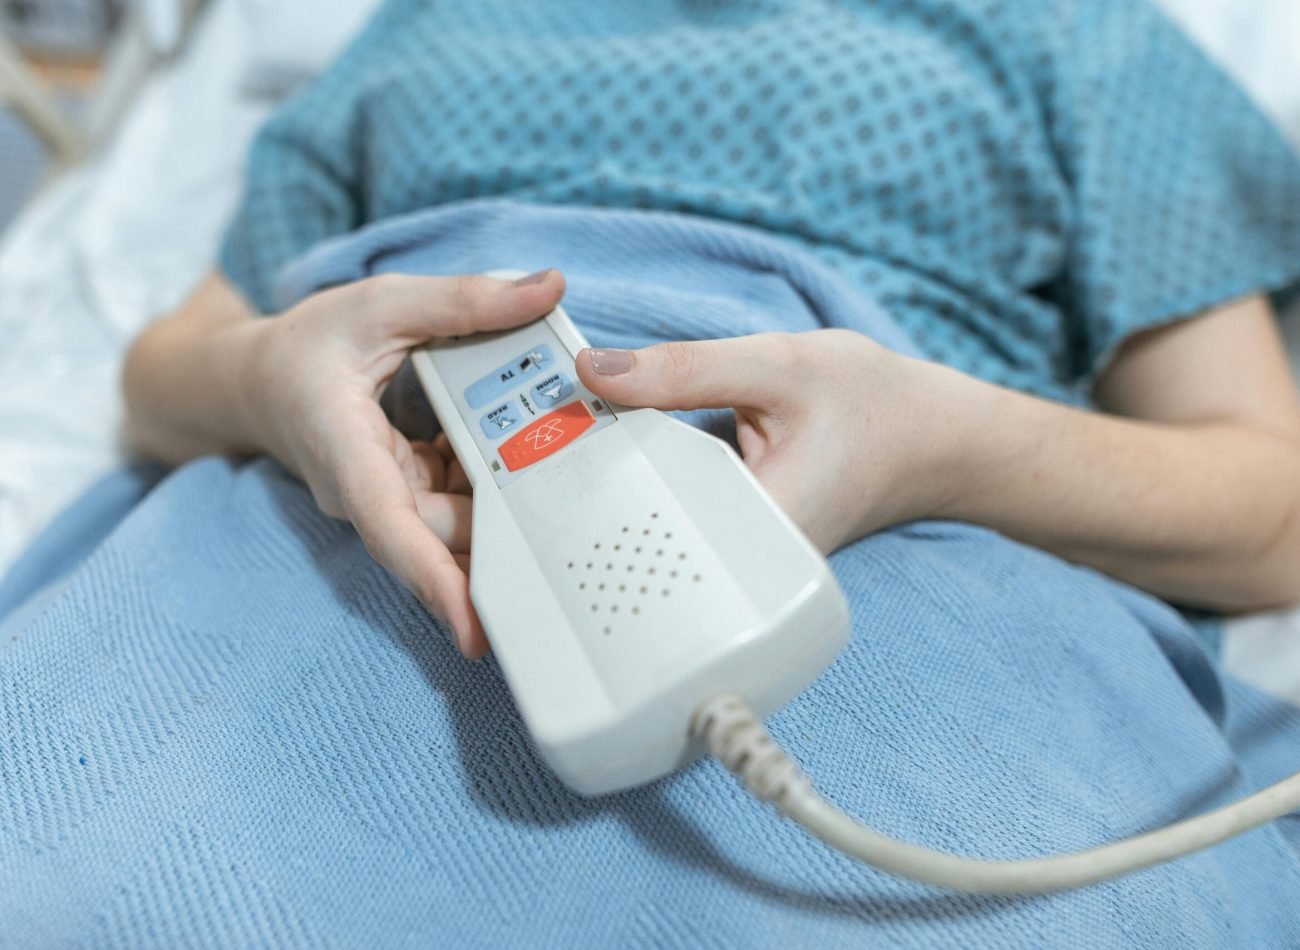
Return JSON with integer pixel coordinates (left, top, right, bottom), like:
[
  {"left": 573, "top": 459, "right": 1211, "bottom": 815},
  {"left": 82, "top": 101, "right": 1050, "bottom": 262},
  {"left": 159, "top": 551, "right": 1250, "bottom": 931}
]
[{"left": 499, "top": 401, "right": 595, "bottom": 472}]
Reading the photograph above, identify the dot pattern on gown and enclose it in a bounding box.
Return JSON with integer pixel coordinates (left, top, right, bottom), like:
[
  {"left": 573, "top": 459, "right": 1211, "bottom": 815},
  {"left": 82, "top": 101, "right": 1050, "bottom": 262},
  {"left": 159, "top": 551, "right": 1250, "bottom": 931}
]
[{"left": 222, "top": 0, "right": 1300, "bottom": 404}]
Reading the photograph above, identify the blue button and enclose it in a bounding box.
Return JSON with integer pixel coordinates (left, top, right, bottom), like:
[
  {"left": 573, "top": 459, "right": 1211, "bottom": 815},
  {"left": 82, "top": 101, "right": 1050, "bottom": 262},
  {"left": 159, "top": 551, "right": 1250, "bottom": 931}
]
[
  {"left": 480, "top": 401, "right": 524, "bottom": 439},
  {"left": 531, "top": 372, "right": 575, "bottom": 408},
  {"left": 464, "top": 345, "right": 555, "bottom": 409}
]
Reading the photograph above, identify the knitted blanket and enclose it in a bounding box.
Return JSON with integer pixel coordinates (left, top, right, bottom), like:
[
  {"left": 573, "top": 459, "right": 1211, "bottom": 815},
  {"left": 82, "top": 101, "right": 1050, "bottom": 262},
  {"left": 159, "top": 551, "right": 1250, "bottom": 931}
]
[{"left": 2, "top": 202, "right": 1298, "bottom": 947}]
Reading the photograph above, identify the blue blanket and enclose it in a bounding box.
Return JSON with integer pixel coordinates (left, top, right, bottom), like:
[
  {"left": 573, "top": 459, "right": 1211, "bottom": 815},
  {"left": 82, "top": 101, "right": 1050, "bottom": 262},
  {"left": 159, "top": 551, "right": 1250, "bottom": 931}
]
[{"left": 3, "top": 203, "right": 1299, "bottom": 947}]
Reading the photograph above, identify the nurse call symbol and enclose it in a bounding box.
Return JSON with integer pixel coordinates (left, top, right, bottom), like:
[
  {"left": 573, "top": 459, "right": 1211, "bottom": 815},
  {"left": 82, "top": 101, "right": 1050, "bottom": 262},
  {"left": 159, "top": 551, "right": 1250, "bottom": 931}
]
[
  {"left": 498, "top": 401, "right": 596, "bottom": 471},
  {"left": 526, "top": 419, "right": 565, "bottom": 449}
]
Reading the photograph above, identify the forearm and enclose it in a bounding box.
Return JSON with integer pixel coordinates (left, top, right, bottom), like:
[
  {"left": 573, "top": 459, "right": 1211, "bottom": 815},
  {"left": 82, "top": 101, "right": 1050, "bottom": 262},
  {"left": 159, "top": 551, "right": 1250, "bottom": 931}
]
[
  {"left": 907, "top": 360, "right": 1300, "bottom": 612},
  {"left": 122, "top": 275, "right": 265, "bottom": 465}
]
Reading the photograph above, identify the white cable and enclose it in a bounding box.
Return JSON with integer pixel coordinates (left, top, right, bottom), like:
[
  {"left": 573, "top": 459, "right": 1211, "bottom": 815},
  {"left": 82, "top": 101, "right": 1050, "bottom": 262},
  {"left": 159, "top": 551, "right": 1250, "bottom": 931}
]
[{"left": 692, "top": 693, "right": 1300, "bottom": 894}]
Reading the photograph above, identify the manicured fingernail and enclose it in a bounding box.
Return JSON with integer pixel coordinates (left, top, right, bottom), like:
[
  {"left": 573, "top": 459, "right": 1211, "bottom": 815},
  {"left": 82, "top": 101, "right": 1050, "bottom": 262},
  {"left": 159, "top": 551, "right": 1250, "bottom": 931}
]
[
  {"left": 589, "top": 348, "right": 634, "bottom": 375},
  {"left": 513, "top": 268, "right": 552, "bottom": 287}
]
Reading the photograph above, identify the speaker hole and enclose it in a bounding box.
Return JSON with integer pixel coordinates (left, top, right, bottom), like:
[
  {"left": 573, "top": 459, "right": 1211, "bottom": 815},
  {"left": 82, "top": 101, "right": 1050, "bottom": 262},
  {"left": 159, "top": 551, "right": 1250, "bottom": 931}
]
[
  {"left": 632, "top": 606, "right": 641, "bottom": 616},
  {"left": 651, "top": 512, "right": 659, "bottom": 519},
  {"left": 593, "top": 542, "right": 601, "bottom": 550},
  {"left": 693, "top": 574, "right": 702, "bottom": 582},
  {"left": 598, "top": 583, "right": 605, "bottom": 591},
  {"left": 603, "top": 626, "right": 612, "bottom": 635},
  {"left": 567, "top": 561, "right": 574, "bottom": 569},
  {"left": 661, "top": 588, "right": 670, "bottom": 597},
  {"left": 590, "top": 604, "right": 599, "bottom": 612},
  {"left": 655, "top": 549, "right": 664, "bottom": 557},
  {"left": 579, "top": 582, "right": 587, "bottom": 590}
]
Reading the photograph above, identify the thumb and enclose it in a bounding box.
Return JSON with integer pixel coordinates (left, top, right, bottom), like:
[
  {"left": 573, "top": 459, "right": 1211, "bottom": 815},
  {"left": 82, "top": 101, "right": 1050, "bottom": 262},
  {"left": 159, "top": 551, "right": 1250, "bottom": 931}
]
[
  {"left": 575, "top": 334, "right": 791, "bottom": 411},
  {"left": 344, "top": 269, "right": 566, "bottom": 350}
]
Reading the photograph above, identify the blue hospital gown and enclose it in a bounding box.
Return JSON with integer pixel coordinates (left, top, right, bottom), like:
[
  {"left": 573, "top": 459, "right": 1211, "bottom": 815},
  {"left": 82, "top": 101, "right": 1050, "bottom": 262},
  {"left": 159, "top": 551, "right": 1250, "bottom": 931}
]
[{"left": 220, "top": 0, "right": 1300, "bottom": 403}]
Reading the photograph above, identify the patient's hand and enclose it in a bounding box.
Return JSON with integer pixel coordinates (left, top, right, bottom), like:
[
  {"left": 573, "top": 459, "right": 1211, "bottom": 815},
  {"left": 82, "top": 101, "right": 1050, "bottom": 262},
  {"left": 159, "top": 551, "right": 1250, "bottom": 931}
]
[
  {"left": 239, "top": 270, "right": 565, "bottom": 658},
  {"left": 576, "top": 300, "right": 1300, "bottom": 614},
  {"left": 575, "top": 330, "right": 949, "bottom": 553}
]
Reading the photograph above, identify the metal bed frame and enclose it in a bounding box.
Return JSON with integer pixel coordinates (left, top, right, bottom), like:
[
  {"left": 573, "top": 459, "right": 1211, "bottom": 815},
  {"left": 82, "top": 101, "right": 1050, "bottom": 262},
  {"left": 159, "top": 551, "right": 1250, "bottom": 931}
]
[{"left": 0, "top": 0, "right": 205, "bottom": 173}]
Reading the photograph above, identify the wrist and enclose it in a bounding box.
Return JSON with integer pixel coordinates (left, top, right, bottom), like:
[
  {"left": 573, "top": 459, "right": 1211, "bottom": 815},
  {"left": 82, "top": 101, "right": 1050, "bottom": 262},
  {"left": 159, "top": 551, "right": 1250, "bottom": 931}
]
[
  {"left": 225, "top": 316, "right": 279, "bottom": 459},
  {"left": 904, "top": 360, "right": 1032, "bottom": 525},
  {"left": 854, "top": 352, "right": 990, "bottom": 530}
]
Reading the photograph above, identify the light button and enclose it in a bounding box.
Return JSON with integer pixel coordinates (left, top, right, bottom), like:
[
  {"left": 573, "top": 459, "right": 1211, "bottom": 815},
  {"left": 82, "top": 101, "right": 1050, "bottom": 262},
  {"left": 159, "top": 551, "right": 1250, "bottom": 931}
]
[
  {"left": 531, "top": 372, "right": 575, "bottom": 408},
  {"left": 499, "top": 401, "right": 596, "bottom": 471},
  {"left": 479, "top": 401, "right": 523, "bottom": 439}
]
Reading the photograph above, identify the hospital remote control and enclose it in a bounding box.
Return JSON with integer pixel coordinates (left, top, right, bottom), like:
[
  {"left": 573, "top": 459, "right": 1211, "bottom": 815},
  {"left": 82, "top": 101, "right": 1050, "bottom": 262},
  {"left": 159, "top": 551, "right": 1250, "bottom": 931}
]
[{"left": 410, "top": 273, "right": 849, "bottom": 795}]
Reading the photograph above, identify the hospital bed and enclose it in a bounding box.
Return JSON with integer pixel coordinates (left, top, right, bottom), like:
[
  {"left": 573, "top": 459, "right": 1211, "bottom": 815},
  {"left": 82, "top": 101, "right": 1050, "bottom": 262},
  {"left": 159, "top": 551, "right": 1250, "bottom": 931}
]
[{"left": 0, "top": 0, "right": 1297, "bottom": 701}]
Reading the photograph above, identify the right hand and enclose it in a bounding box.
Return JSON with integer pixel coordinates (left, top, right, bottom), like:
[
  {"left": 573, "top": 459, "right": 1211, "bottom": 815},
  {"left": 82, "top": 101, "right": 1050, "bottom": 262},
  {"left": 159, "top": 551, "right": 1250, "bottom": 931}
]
[{"left": 237, "top": 270, "right": 565, "bottom": 658}]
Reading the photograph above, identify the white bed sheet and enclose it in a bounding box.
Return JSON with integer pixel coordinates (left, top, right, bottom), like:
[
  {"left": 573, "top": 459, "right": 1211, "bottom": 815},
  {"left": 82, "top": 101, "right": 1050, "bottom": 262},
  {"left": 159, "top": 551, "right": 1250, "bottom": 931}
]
[
  {"left": 0, "top": 0, "right": 268, "bottom": 564},
  {"left": 0, "top": 0, "right": 1297, "bottom": 701}
]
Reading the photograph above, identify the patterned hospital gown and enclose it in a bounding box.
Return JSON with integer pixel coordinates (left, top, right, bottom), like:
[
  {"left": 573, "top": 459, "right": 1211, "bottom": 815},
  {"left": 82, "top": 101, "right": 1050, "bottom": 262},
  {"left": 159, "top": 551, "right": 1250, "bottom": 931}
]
[{"left": 220, "top": 0, "right": 1300, "bottom": 404}]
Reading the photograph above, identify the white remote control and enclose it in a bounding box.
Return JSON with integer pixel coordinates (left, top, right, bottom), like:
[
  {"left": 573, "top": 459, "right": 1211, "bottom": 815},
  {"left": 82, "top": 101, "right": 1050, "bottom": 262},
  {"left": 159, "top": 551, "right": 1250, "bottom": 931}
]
[{"left": 410, "top": 276, "right": 849, "bottom": 795}]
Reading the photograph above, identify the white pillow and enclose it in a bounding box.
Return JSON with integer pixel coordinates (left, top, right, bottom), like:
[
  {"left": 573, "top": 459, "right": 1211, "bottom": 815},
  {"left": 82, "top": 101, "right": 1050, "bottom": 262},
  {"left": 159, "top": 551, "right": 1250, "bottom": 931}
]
[
  {"left": 1156, "top": 0, "right": 1300, "bottom": 147},
  {"left": 235, "top": 0, "right": 384, "bottom": 98}
]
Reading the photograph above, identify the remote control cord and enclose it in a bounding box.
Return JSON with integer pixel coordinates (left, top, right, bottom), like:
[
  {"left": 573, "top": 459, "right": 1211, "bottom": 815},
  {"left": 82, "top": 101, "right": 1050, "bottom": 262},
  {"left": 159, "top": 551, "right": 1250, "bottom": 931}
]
[{"left": 692, "top": 693, "right": 1300, "bottom": 894}]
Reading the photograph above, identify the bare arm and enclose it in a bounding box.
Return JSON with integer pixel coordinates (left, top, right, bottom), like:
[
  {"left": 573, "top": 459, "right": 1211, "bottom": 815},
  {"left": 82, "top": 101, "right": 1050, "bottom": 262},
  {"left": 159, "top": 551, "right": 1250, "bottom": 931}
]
[
  {"left": 123, "top": 274, "right": 261, "bottom": 463},
  {"left": 127, "top": 271, "right": 1300, "bottom": 638},
  {"left": 930, "top": 295, "right": 1300, "bottom": 611},
  {"left": 578, "top": 295, "right": 1300, "bottom": 613}
]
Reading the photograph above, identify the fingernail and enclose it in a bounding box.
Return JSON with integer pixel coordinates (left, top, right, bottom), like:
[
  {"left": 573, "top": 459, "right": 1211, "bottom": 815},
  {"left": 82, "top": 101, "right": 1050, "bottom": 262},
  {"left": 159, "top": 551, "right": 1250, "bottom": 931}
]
[
  {"left": 513, "top": 268, "right": 553, "bottom": 287},
  {"left": 589, "top": 348, "right": 634, "bottom": 376}
]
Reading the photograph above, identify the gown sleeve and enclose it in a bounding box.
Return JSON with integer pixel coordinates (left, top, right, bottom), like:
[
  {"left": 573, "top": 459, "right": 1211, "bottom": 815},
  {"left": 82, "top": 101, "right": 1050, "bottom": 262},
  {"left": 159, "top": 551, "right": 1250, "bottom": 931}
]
[
  {"left": 1027, "top": 0, "right": 1300, "bottom": 382},
  {"left": 217, "top": 0, "right": 412, "bottom": 313}
]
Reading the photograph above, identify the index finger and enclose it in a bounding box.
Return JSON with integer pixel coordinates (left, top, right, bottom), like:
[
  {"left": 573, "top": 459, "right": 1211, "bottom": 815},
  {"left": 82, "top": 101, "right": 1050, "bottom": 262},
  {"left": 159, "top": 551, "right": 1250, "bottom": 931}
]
[{"left": 575, "top": 334, "right": 795, "bottom": 411}]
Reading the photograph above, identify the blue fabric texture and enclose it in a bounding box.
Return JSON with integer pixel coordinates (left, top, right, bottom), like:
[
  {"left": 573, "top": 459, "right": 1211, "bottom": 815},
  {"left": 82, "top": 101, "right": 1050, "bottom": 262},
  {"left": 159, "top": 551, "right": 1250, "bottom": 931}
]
[
  {"left": 220, "top": 0, "right": 1300, "bottom": 404},
  {"left": 4, "top": 204, "right": 1300, "bottom": 947},
  {"left": 0, "top": 464, "right": 165, "bottom": 626}
]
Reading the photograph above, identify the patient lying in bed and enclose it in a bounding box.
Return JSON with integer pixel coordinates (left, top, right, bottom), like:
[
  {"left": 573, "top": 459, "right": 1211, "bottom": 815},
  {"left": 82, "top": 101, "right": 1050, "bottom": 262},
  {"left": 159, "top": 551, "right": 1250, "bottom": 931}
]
[{"left": 4, "top": 0, "right": 1300, "bottom": 944}]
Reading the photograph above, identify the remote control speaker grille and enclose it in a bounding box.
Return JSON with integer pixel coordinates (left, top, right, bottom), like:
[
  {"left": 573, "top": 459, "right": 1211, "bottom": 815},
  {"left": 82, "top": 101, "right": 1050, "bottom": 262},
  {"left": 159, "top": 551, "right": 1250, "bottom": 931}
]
[{"left": 564, "top": 511, "right": 704, "bottom": 637}]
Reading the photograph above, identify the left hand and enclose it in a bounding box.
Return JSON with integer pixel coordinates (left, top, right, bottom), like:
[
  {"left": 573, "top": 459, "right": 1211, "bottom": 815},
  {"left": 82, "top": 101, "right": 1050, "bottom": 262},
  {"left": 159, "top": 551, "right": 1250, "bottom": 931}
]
[
  {"left": 575, "top": 329, "right": 956, "bottom": 553},
  {"left": 234, "top": 271, "right": 566, "bottom": 658}
]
